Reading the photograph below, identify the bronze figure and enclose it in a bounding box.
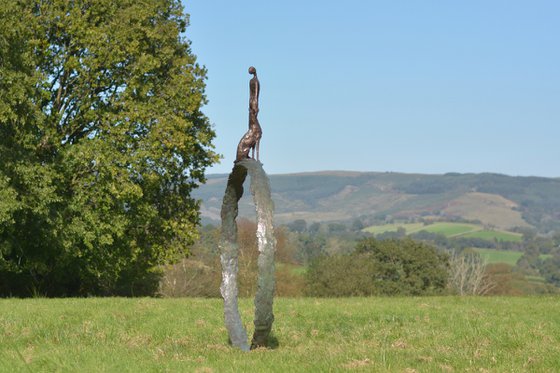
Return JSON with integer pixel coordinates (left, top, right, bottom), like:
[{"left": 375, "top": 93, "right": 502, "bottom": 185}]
[{"left": 236, "top": 66, "right": 262, "bottom": 162}]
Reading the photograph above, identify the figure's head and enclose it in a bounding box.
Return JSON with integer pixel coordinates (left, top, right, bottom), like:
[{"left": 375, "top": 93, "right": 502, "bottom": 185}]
[{"left": 248, "top": 66, "right": 257, "bottom": 75}]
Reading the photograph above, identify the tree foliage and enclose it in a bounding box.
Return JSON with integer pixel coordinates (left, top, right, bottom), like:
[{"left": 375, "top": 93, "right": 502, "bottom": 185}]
[
  {"left": 0, "top": 0, "right": 218, "bottom": 296},
  {"left": 306, "top": 238, "right": 449, "bottom": 297},
  {"left": 540, "top": 253, "right": 560, "bottom": 287}
]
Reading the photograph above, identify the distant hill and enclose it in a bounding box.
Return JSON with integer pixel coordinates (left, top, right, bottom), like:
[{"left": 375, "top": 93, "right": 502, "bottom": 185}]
[{"left": 193, "top": 171, "right": 560, "bottom": 233}]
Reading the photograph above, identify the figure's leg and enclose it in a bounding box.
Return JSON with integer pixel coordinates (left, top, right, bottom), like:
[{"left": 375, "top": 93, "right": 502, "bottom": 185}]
[{"left": 256, "top": 139, "right": 260, "bottom": 161}]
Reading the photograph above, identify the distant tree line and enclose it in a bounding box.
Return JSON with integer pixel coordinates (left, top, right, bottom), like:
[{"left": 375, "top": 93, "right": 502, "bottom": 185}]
[
  {"left": 281, "top": 219, "right": 560, "bottom": 296},
  {"left": 161, "top": 220, "right": 553, "bottom": 298},
  {"left": 305, "top": 238, "right": 449, "bottom": 297}
]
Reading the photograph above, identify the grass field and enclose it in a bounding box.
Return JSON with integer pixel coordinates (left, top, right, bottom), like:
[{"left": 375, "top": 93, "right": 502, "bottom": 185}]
[
  {"left": 474, "top": 248, "right": 524, "bottom": 266},
  {"left": 363, "top": 222, "right": 480, "bottom": 237},
  {"left": 363, "top": 222, "right": 523, "bottom": 242},
  {"left": 362, "top": 222, "right": 425, "bottom": 235},
  {"left": 1, "top": 297, "right": 559, "bottom": 372},
  {"left": 420, "top": 223, "right": 479, "bottom": 237},
  {"left": 475, "top": 248, "right": 552, "bottom": 266},
  {"left": 461, "top": 230, "right": 523, "bottom": 242}
]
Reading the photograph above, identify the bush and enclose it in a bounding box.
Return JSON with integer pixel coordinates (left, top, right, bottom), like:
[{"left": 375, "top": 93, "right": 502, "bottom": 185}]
[{"left": 306, "top": 238, "right": 449, "bottom": 297}]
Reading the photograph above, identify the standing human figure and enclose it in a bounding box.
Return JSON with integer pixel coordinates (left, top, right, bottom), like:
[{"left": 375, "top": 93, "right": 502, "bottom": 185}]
[{"left": 236, "top": 66, "right": 262, "bottom": 161}]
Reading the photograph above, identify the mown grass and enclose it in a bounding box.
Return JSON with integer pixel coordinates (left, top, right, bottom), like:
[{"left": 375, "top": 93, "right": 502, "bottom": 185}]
[
  {"left": 363, "top": 222, "right": 479, "bottom": 237},
  {"left": 362, "top": 222, "right": 425, "bottom": 235},
  {"left": 474, "top": 248, "right": 524, "bottom": 266},
  {"left": 420, "top": 223, "right": 479, "bottom": 237},
  {"left": 1, "top": 297, "right": 559, "bottom": 372},
  {"left": 363, "top": 222, "right": 523, "bottom": 243},
  {"left": 461, "top": 230, "right": 523, "bottom": 242},
  {"left": 475, "top": 248, "right": 551, "bottom": 266}
]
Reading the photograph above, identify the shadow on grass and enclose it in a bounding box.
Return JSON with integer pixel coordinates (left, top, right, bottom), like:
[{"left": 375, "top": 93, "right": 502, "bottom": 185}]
[
  {"left": 263, "top": 333, "right": 279, "bottom": 350},
  {"left": 226, "top": 332, "right": 280, "bottom": 350}
]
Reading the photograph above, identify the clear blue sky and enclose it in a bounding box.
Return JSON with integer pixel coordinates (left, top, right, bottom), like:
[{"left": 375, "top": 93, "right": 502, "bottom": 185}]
[{"left": 183, "top": 1, "right": 559, "bottom": 177}]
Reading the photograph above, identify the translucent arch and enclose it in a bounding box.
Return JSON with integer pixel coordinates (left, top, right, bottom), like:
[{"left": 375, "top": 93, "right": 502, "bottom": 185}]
[{"left": 219, "top": 159, "right": 276, "bottom": 350}]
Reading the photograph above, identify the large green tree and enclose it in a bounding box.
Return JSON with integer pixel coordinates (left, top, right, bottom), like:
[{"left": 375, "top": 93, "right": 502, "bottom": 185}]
[{"left": 0, "top": 0, "right": 218, "bottom": 296}]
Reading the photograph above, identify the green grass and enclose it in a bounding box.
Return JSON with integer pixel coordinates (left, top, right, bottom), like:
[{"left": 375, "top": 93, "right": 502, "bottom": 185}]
[
  {"left": 474, "top": 248, "right": 525, "bottom": 266},
  {"left": 363, "top": 222, "right": 524, "bottom": 243},
  {"left": 363, "top": 222, "right": 480, "bottom": 237},
  {"left": 420, "top": 222, "right": 480, "bottom": 237},
  {"left": 474, "top": 248, "right": 552, "bottom": 266},
  {"left": 461, "top": 230, "right": 523, "bottom": 242},
  {"left": 1, "top": 297, "right": 560, "bottom": 372},
  {"left": 362, "top": 222, "right": 425, "bottom": 235}
]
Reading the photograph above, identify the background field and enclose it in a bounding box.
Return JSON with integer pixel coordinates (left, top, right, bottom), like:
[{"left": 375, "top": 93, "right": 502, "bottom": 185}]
[
  {"left": 419, "top": 222, "right": 480, "bottom": 237},
  {"left": 461, "top": 230, "right": 522, "bottom": 242},
  {"left": 475, "top": 248, "right": 552, "bottom": 266},
  {"left": 1, "top": 297, "right": 559, "bottom": 372},
  {"left": 362, "top": 222, "right": 522, "bottom": 242},
  {"left": 362, "top": 222, "right": 426, "bottom": 235},
  {"left": 474, "top": 248, "right": 525, "bottom": 266}
]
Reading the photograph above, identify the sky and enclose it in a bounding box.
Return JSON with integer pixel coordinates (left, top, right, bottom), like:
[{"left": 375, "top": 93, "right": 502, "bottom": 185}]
[{"left": 183, "top": 1, "right": 560, "bottom": 177}]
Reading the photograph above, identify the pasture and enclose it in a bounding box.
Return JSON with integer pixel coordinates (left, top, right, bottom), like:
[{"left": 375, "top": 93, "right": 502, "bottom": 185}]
[
  {"left": 474, "top": 248, "right": 525, "bottom": 266},
  {"left": 362, "top": 222, "right": 425, "bottom": 235},
  {"left": 461, "top": 230, "right": 523, "bottom": 242},
  {"left": 363, "top": 222, "right": 523, "bottom": 242},
  {"left": 420, "top": 222, "right": 479, "bottom": 237},
  {"left": 475, "top": 248, "right": 552, "bottom": 267},
  {"left": 1, "top": 297, "right": 559, "bottom": 372}
]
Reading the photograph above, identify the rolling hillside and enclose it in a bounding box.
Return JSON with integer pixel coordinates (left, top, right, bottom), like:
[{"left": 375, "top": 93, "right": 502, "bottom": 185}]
[{"left": 194, "top": 171, "right": 560, "bottom": 232}]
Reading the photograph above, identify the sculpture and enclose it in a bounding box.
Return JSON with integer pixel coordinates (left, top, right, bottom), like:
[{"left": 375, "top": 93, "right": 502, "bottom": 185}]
[
  {"left": 236, "top": 66, "right": 262, "bottom": 162},
  {"left": 220, "top": 67, "right": 276, "bottom": 351}
]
